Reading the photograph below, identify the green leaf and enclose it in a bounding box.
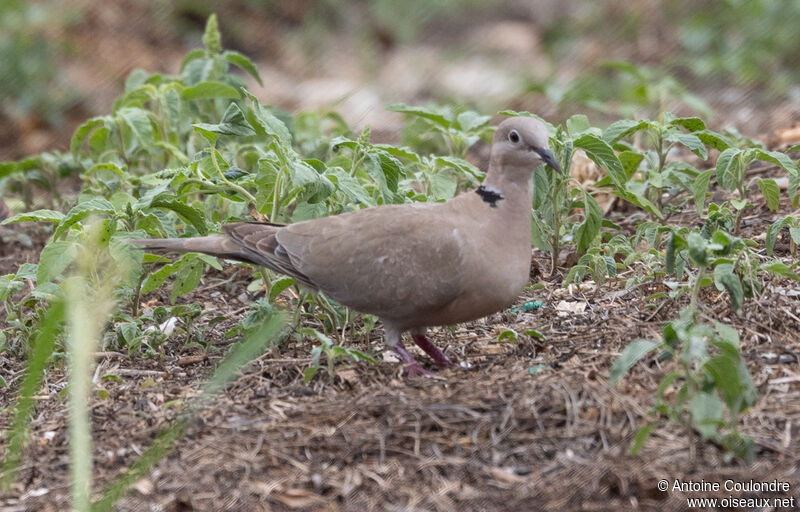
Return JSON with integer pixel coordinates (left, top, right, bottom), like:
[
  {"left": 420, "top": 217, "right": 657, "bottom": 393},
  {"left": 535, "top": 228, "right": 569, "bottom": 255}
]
[
  {"left": 692, "top": 169, "right": 714, "bottom": 215},
  {"left": 757, "top": 178, "right": 781, "bottom": 211},
  {"left": 434, "top": 155, "right": 483, "bottom": 179},
  {"left": 765, "top": 217, "right": 791, "bottom": 256},
  {"left": 180, "top": 48, "right": 206, "bottom": 71},
  {"left": 566, "top": 114, "right": 591, "bottom": 136},
  {"left": 713, "top": 263, "right": 743, "bottom": 313},
  {"left": 116, "top": 107, "right": 155, "bottom": 152},
  {"left": 752, "top": 149, "right": 797, "bottom": 174},
  {"left": 428, "top": 173, "right": 457, "bottom": 201},
  {"left": 242, "top": 90, "right": 291, "bottom": 145},
  {"left": 195, "top": 254, "right": 222, "bottom": 271},
  {"left": 328, "top": 168, "right": 375, "bottom": 206},
  {"left": 573, "top": 134, "right": 625, "bottom": 187},
  {"left": 70, "top": 117, "right": 105, "bottom": 156},
  {"left": 387, "top": 103, "right": 450, "bottom": 128},
  {"left": 289, "top": 160, "right": 334, "bottom": 203},
  {"left": 575, "top": 189, "right": 602, "bottom": 253},
  {"left": 687, "top": 232, "right": 707, "bottom": 267},
  {"left": 1, "top": 209, "right": 64, "bottom": 226},
  {"left": 714, "top": 322, "right": 740, "bottom": 348},
  {"left": 666, "top": 132, "right": 707, "bottom": 159},
  {"left": 224, "top": 50, "right": 263, "bottom": 85},
  {"left": 715, "top": 147, "right": 742, "bottom": 192},
  {"left": 689, "top": 392, "right": 724, "bottom": 439},
  {"left": 609, "top": 339, "right": 659, "bottom": 385},
  {"left": 141, "top": 257, "right": 187, "bottom": 294},
  {"left": 15, "top": 263, "right": 38, "bottom": 281},
  {"left": 730, "top": 198, "right": 747, "bottom": 210},
  {"left": 669, "top": 116, "right": 705, "bottom": 132},
  {"left": 618, "top": 151, "right": 644, "bottom": 179},
  {"left": 170, "top": 258, "right": 203, "bottom": 304},
  {"left": 37, "top": 241, "right": 78, "bottom": 283},
  {"left": 149, "top": 193, "right": 209, "bottom": 236},
  {"left": 760, "top": 261, "right": 800, "bottom": 281},
  {"left": 530, "top": 212, "right": 552, "bottom": 253},
  {"left": 695, "top": 130, "right": 731, "bottom": 152},
  {"left": 53, "top": 198, "right": 116, "bottom": 239},
  {"left": 269, "top": 277, "right": 296, "bottom": 303},
  {"left": 192, "top": 103, "right": 256, "bottom": 137},
  {"left": 524, "top": 329, "right": 545, "bottom": 340},
  {"left": 0, "top": 156, "right": 41, "bottom": 179},
  {"left": 498, "top": 329, "right": 517, "bottom": 343},
  {"left": 374, "top": 150, "right": 404, "bottom": 197},
  {"left": 182, "top": 81, "right": 241, "bottom": 100},
  {"left": 790, "top": 228, "right": 800, "bottom": 244},
  {"left": 455, "top": 111, "right": 491, "bottom": 132},
  {"left": 602, "top": 119, "right": 650, "bottom": 144},
  {"left": 117, "top": 322, "right": 140, "bottom": 345},
  {"left": 630, "top": 424, "right": 653, "bottom": 455},
  {"left": 665, "top": 231, "right": 676, "bottom": 274}
]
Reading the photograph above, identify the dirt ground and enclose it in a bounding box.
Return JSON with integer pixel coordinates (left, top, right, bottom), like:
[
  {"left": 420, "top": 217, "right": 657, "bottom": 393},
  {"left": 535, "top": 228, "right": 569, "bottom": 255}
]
[
  {"left": 1, "top": 1, "right": 800, "bottom": 511},
  {"left": 1, "top": 175, "right": 799, "bottom": 510}
]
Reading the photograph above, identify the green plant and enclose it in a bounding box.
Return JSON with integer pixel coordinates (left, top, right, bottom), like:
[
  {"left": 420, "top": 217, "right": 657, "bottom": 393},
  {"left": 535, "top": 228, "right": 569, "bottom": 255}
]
[
  {"left": 610, "top": 219, "right": 800, "bottom": 460},
  {"left": 611, "top": 307, "right": 757, "bottom": 462},
  {"left": 766, "top": 215, "right": 800, "bottom": 257},
  {"left": 676, "top": 0, "right": 800, "bottom": 93},
  {"left": 388, "top": 103, "right": 493, "bottom": 158},
  {"left": 538, "top": 61, "right": 711, "bottom": 120},
  {"left": 600, "top": 113, "right": 731, "bottom": 222},
  {"left": 700, "top": 146, "right": 797, "bottom": 234},
  {"left": 299, "top": 327, "right": 376, "bottom": 383},
  {"left": 1, "top": 16, "right": 488, "bottom": 364},
  {"left": 0, "top": 0, "right": 75, "bottom": 123}
]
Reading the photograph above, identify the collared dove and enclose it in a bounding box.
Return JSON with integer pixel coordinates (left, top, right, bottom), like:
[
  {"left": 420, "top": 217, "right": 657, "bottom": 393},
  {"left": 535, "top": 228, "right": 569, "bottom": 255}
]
[{"left": 132, "top": 117, "right": 560, "bottom": 376}]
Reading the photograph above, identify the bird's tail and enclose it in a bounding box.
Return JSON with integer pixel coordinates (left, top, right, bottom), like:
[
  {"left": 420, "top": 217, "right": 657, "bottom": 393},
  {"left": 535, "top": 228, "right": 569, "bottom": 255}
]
[{"left": 129, "top": 235, "right": 253, "bottom": 263}]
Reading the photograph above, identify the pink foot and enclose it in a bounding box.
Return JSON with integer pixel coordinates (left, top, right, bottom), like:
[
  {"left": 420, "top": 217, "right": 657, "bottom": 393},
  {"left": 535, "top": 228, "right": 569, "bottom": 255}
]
[
  {"left": 404, "top": 362, "right": 433, "bottom": 378},
  {"left": 391, "top": 342, "right": 432, "bottom": 378},
  {"left": 411, "top": 333, "right": 452, "bottom": 368}
]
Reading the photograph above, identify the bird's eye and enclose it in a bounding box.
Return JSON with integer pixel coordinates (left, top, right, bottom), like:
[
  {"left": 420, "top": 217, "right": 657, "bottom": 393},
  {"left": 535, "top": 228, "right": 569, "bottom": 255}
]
[{"left": 508, "top": 130, "right": 520, "bottom": 143}]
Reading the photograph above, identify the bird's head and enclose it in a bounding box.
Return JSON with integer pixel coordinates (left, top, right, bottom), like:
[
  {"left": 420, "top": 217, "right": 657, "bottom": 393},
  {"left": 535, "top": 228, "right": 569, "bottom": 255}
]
[{"left": 491, "top": 117, "right": 561, "bottom": 174}]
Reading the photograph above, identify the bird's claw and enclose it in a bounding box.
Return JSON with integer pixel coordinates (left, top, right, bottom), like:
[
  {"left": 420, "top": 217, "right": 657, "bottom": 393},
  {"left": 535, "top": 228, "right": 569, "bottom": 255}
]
[{"left": 403, "top": 362, "right": 433, "bottom": 378}]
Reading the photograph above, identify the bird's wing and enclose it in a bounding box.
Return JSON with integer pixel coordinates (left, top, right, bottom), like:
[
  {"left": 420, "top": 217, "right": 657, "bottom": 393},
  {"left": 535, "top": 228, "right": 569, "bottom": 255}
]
[
  {"left": 221, "top": 222, "right": 317, "bottom": 288},
  {"left": 274, "top": 203, "right": 466, "bottom": 320}
]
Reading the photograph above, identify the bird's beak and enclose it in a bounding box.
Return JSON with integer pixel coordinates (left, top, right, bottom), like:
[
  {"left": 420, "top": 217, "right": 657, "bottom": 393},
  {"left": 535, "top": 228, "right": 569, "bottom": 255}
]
[{"left": 536, "top": 148, "right": 561, "bottom": 173}]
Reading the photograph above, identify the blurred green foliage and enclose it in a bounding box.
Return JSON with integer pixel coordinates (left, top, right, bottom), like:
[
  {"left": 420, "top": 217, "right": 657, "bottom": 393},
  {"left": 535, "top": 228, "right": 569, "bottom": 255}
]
[
  {"left": 0, "top": 0, "right": 75, "bottom": 123},
  {"left": 675, "top": 0, "right": 800, "bottom": 92}
]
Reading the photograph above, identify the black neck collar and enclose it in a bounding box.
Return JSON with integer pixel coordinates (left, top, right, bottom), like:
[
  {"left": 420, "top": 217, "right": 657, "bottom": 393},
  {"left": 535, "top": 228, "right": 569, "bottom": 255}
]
[{"left": 475, "top": 186, "right": 503, "bottom": 208}]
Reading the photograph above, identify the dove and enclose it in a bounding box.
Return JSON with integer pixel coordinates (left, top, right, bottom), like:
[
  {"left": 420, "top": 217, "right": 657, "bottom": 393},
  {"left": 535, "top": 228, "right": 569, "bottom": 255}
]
[{"left": 132, "top": 116, "right": 560, "bottom": 376}]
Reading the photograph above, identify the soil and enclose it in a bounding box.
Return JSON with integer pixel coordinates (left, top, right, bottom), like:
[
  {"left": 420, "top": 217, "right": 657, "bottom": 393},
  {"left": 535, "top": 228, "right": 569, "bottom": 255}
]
[
  {"left": 1, "top": 2, "right": 799, "bottom": 511},
  {"left": 1, "top": 175, "right": 798, "bottom": 511}
]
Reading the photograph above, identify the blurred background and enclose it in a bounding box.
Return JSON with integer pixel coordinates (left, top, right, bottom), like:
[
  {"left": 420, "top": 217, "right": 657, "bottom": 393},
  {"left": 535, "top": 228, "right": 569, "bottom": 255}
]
[{"left": 3, "top": 0, "right": 800, "bottom": 161}]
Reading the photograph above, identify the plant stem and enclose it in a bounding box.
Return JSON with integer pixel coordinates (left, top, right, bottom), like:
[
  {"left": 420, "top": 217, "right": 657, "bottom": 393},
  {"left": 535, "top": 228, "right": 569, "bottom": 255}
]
[
  {"left": 689, "top": 265, "right": 705, "bottom": 314},
  {"left": 260, "top": 267, "right": 271, "bottom": 299},
  {"left": 210, "top": 143, "right": 256, "bottom": 204},
  {"left": 132, "top": 271, "right": 146, "bottom": 318},
  {"left": 551, "top": 177, "right": 561, "bottom": 273},
  {"left": 271, "top": 170, "right": 282, "bottom": 222},
  {"left": 314, "top": 293, "right": 341, "bottom": 343}
]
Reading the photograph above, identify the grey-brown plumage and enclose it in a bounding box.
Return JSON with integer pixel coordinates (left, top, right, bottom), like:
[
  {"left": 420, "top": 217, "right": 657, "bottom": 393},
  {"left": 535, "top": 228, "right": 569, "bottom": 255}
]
[{"left": 132, "top": 117, "right": 560, "bottom": 376}]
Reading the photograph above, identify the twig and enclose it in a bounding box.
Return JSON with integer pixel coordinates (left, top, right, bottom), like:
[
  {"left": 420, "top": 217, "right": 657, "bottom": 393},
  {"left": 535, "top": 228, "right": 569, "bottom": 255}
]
[{"left": 105, "top": 369, "right": 166, "bottom": 377}]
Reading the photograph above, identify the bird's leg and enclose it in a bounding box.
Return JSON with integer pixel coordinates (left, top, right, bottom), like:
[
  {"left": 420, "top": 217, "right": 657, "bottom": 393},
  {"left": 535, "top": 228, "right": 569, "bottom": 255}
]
[
  {"left": 385, "top": 327, "right": 430, "bottom": 377},
  {"left": 410, "top": 329, "right": 452, "bottom": 368},
  {"left": 392, "top": 341, "right": 432, "bottom": 377}
]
